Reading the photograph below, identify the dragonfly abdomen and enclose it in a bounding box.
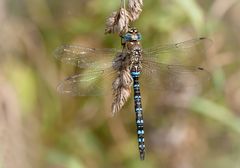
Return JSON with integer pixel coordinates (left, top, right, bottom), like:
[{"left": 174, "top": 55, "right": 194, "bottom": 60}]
[{"left": 131, "top": 69, "right": 145, "bottom": 160}]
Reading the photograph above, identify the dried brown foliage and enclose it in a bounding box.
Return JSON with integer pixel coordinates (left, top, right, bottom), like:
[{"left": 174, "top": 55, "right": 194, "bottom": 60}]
[{"left": 105, "top": 0, "right": 143, "bottom": 35}]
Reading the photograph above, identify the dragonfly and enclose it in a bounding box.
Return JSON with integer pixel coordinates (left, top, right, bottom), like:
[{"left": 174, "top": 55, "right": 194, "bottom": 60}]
[{"left": 54, "top": 27, "right": 211, "bottom": 160}]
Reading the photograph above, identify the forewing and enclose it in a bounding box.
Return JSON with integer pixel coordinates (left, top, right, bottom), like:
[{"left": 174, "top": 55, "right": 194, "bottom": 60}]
[
  {"left": 54, "top": 45, "right": 120, "bottom": 69},
  {"left": 143, "top": 37, "right": 212, "bottom": 63},
  {"left": 57, "top": 70, "right": 115, "bottom": 96}
]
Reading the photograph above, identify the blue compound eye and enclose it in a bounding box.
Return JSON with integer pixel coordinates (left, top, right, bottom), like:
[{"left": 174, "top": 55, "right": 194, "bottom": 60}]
[
  {"left": 137, "top": 33, "right": 142, "bottom": 40},
  {"left": 123, "top": 32, "right": 142, "bottom": 41},
  {"left": 123, "top": 33, "right": 133, "bottom": 41}
]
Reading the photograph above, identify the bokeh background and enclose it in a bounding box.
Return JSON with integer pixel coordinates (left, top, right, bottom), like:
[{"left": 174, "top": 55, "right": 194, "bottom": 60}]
[{"left": 1, "top": 0, "right": 240, "bottom": 168}]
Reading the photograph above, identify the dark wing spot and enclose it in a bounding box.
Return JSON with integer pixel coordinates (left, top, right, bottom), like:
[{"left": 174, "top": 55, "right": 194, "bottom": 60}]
[
  {"left": 197, "top": 67, "right": 204, "bottom": 70},
  {"left": 199, "top": 37, "right": 206, "bottom": 40}
]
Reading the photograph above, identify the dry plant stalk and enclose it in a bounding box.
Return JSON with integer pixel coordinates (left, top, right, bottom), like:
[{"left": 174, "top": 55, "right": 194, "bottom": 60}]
[
  {"left": 105, "top": 0, "right": 143, "bottom": 35},
  {"left": 112, "top": 69, "right": 133, "bottom": 114},
  {"left": 105, "top": 8, "right": 132, "bottom": 35},
  {"left": 106, "top": 0, "right": 143, "bottom": 115},
  {"left": 111, "top": 52, "right": 133, "bottom": 115},
  {"left": 128, "top": 0, "right": 143, "bottom": 20}
]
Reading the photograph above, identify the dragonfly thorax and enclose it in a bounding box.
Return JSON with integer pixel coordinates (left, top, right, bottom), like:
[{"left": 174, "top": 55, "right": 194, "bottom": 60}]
[
  {"left": 130, "top": 48, "right": 142, "bottom": 62},
  {"left": 120, "top": 28, "right": 143, "bottom": 74},
  {"left": 129, "top": 47, "right": 143, "bottom": 77}
]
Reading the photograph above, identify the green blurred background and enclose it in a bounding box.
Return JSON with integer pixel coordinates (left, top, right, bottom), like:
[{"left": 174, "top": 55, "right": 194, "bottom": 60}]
[{"left": 1, "top": 0, "right": 240, "bottom": 168}]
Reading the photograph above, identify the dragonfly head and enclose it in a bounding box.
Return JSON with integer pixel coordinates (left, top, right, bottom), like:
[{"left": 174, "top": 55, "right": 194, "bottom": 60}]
[{"left": 122, "top": 27, "right": 142, "bottom": 44}]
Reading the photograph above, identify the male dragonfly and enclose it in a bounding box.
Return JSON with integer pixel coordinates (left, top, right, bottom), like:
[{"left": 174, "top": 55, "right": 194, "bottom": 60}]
[{"left": 54, "top": 27, "right": 211, "bottom": 160}]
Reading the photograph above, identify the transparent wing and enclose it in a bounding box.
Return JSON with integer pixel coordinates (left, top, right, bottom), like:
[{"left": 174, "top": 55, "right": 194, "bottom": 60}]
[
  {"left": 143, "top": 37, "right": 212, "bottom": 61},
  {"left": 57, "top": 69, "right": 115, "bottom": 96},
  {"left": 141, "top": 59, "right": 210, "bottom": 89},
  {"left": 54, "top": 44, "right": 121, "bottom": 69}
]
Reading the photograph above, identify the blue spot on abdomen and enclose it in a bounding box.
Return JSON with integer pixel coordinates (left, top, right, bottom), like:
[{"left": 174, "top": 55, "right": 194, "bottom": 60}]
[{"left": 131, "top": 71, "right": 140, "bottom": 77}]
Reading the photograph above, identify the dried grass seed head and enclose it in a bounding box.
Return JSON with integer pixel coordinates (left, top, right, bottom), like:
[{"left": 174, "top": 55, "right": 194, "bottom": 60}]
[
  {"left": 128, "top": 0, "right": 143, "bottom": 21},
  {"left": 105, "top": 8, "right": 132, "bottom": 35}
]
